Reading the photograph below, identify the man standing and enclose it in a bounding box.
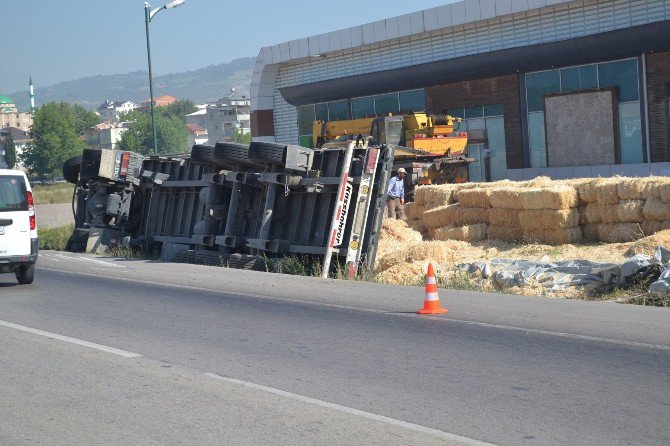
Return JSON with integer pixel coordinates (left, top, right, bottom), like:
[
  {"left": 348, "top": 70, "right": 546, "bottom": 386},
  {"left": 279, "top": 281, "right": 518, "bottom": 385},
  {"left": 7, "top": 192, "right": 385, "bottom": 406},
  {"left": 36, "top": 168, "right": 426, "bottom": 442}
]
[{"left": 386, "top": 167, "right": 406, "bottom": 219}]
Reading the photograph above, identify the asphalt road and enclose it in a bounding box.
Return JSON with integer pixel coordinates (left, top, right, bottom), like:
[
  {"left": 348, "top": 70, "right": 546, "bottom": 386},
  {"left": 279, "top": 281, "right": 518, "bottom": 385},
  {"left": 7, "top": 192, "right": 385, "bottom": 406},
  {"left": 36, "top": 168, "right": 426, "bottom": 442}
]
[{"left": 0, "top": 252, "right": 669, "bottom": 445}]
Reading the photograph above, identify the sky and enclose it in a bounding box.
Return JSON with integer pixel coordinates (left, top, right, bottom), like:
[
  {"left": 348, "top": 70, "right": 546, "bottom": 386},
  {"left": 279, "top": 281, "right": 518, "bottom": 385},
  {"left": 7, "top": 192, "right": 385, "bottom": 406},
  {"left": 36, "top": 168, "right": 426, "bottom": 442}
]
[{"left": 2, "top": 0, "right": 455, "bottom": 93}]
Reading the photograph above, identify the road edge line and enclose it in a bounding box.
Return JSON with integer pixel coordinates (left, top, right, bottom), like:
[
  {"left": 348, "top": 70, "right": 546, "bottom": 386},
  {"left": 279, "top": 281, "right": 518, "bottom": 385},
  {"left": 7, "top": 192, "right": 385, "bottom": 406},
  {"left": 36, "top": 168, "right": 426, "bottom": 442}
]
[
  {"left": 0, "top": 320, "right": 141, "bottom": 358},
  {"left": 205, "top": 372, "right": 497, "bottom": 446}
]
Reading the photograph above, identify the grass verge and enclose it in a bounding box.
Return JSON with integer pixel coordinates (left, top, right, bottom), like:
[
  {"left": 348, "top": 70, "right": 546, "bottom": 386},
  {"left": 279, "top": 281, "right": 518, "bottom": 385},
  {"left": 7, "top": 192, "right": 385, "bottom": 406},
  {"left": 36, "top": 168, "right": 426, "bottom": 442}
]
[
  {"left": 32, "top": 183, "right": 74, "bottom": 205},
  {"left": 38, "top": 224, "right": 74, "bottom": 251}
]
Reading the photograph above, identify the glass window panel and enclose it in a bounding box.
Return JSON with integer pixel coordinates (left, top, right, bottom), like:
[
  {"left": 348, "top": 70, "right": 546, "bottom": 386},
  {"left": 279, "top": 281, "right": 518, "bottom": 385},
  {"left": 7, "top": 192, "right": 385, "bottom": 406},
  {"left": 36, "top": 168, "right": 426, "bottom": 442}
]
[
  {"left": 351, "top": 97, "right": 374, "bottom": 119},
  {"left": 579, "top": 65, "right": 598, "bottom": 89},
  {"left": 298, "top": 135, "right": 312, "bottom": 149},
  {"left": 464, "top": 118, "right": 485, "bottom": 131},
  {"left": 618, "top": 101, "right": 643, "bottom": 164},
  {"left": 483, "top": 103, "right": 504, "bottom": 117},
  {"left": 297, "top": 105, "right": 315, "bottom": 135},
  {"left": 528, "top": 111, "right": 547, "bottom": 167},
  {"left": 446, "top": 108, "right": 464, "bottom": 119},
  {"left": 327, "top": 100, "right": 349, "bottom": 121},
  {"left": 526, "top": 70, "right": 561, "bottom": 112},
  {"left": 485, "top": 117, "right": 507, "bottom": 181},
  {"left": 314, "top": 103, "right": 328, "bottom": 122},
  {"left": 465, "top": 106, "right": 484, "bottom": 119},
  {"left": 560, "top": 67, "right": 580, "bottom": 92},
  {"left": 375, "top": 93, "right": 399, "bottom": 115},
  {"left": 598, "top": 59, "right": 639, "bottom": 102},
  {"left": 399, "top": 89, "right": 426, "bottom": 113}
]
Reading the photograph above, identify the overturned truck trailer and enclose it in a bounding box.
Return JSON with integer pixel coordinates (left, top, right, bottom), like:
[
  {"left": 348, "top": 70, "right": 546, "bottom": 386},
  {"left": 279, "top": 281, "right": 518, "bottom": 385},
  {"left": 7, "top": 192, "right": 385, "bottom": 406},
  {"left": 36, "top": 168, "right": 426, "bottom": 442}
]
[{"left": 63, "top": 116, "right": 402, "bottom": 278}]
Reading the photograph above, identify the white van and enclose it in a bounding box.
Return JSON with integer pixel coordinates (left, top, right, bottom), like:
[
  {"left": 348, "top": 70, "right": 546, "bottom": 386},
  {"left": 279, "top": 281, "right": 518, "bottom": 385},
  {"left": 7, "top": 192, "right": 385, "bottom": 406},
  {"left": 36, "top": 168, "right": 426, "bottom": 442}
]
[{"left": 0, "top": 170, "right": 37, "bottom": 284}]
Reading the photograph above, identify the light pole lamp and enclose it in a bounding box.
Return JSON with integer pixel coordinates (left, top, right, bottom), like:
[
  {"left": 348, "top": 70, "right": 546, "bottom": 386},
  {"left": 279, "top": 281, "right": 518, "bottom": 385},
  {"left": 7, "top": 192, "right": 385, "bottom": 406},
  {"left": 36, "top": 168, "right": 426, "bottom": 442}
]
[{"left": 144, "top": 0, "right": 186, "bottom": 155}]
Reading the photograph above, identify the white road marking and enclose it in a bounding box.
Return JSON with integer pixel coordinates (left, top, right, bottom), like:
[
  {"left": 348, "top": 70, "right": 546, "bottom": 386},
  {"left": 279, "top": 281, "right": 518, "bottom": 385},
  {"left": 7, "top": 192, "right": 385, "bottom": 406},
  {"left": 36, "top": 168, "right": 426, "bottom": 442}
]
[
  {"left": 49, "top": 252, "right": 126, "bottom": 268},
  {"left": 0, "top": 320, "right": 141, "bottom": 358},
  {"left": 205, "top": 372, "right": 496, "bottom": 446},
  {"left": 37, "top": 265, "right": 670, "bottom": 351}
]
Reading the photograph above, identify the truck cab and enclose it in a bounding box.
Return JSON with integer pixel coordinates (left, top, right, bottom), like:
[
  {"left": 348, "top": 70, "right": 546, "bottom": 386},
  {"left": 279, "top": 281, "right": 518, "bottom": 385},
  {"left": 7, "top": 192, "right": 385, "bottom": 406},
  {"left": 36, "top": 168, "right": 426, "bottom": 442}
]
[{"left": 0, "top": 170, "right": 38, "bottom": 284}]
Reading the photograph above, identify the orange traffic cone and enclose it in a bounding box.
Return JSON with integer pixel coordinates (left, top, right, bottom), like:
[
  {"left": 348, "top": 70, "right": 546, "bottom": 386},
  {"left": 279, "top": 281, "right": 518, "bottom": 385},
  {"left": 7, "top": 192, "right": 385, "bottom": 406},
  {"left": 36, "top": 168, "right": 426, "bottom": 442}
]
[{"left": 418, "top": 263, "right": 448, "bottom": 315}]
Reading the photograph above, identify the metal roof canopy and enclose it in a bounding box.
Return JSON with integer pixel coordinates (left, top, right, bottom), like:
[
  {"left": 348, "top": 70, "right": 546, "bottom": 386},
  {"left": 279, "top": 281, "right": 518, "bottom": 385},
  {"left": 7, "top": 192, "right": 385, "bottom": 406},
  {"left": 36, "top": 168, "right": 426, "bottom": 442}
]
[{"left": 279, "top": 21, "right": 670, "bottom": 107}]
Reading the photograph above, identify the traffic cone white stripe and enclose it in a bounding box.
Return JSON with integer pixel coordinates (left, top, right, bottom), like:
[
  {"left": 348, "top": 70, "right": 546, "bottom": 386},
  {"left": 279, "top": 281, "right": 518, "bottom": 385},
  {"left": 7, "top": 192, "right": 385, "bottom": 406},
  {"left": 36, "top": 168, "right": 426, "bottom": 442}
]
[
  {"left": 424, "top": 292, "right": 439, "bottom": 301},
  {"left": 426, "top": 276, "right": 436, "bottom": 285}
]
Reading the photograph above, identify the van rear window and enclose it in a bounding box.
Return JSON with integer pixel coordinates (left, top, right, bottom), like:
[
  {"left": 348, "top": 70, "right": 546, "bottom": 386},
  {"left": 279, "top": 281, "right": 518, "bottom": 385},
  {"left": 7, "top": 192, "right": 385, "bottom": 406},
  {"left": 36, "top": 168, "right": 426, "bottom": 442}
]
[{"left": 0, "top": 176, "right": 28, "bottom": 212}]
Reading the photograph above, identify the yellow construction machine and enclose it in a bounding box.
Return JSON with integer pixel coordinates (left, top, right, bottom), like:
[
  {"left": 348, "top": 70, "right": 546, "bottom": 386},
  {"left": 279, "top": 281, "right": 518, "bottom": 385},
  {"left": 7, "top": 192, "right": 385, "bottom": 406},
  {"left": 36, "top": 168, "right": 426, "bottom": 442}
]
[{"left": 312, "top": 112, "right": 473, "bottom": 199}]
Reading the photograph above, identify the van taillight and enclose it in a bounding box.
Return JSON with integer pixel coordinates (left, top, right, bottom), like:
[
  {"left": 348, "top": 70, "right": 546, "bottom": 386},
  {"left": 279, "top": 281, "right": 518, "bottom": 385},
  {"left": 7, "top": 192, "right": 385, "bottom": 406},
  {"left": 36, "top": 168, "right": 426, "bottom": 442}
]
[
  {"left": 27, "top": 191, "right": 35, "bottom": 230},
  {"left": 120, "top": 151, "right": 130, "bottom": 177}
]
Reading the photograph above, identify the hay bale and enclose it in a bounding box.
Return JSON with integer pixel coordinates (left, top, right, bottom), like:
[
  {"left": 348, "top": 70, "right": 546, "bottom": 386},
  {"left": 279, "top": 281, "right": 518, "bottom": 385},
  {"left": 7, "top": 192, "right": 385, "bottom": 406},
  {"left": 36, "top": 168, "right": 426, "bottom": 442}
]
[
  {"left": 575, "top": 179, "right": 598, "bottom": 204},
  {"left": 522, "top": 228, "right": 583, "bottom": 245},
  {"left": 519, "top": 186, "right": 578, "bottom": 210},
  {"left": 489, "top": 187, "right": 524, "bottom": 210},
  {"left": 597, "top": 223, "right": 643, "bottom": 243},
  {"left": 519, "top": 209, "right": 579, "bottom": 230},
  {"left": 617, "top": 200, "right": 645, "bottom": 223},
  {"left": 583, "top": 224, "right": 600, "bottom": 241},
  {"left": 421, "top": 204, "right": 458, "bottom": 228},
  {"left": 414, "top": 185, "right": 454, "bottom": 206},
  {"left": 488, "top": 208, "right": 521, "bottom": 227},
  {"left": 641, "top": 177, "right": 670, "bottom": 199},
  {"left": 404, "top": 202, "right": 417, "bottom": 220},
  {"left": 598, "top": 204, "right": 620, "bottom": 224},
  {"left": 642, "top": 197, "right": 670, "bottom": 221},
  {"left": 617, "top": 178, "right": 645, "bottom": 200},
  {"left": 525, "top": 176, "right": 553, "bottom": 188},
  {"left": 658, "top": 182, "right": 670, "bottom": 204},
  {"left": 595, "top": 179, "right": 619, "bottom": 204},
  {"left": 406, "top": 219, "right": 428, "bottom": 236},
  {"left": 487, "top": 225, "right": 523, "bottom": 242},
  {"left": 454, "top": 207, "right": 489, "bottom": 226},
  {"left": 434, "top": 224, "right": 488, "bottom": 242},
  {"left": 456, "top": 188, "right": 490, "bottom": 208},
  {"left": 640, "top": 221, "right": 661, "bottom": 237},
  {"left": 584, "top": 203, "right": 601, "bottom": 224}
]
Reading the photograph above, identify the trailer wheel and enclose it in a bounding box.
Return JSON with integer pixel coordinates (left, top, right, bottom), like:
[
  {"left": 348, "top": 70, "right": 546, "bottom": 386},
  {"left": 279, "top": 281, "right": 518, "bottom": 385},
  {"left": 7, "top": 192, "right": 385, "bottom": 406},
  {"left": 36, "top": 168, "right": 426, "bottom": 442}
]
[
  {"left": 62, "top": 156, "right": 82, "bottom": 184},
  {"left": 213, "top": 142, "right": 253, "bottom": 165},
  {"left": 190, "top": 145, "right": 214, "bottom": 164},
  {"left": 248, "top": 142, "right": 286, "bottom": 166}
]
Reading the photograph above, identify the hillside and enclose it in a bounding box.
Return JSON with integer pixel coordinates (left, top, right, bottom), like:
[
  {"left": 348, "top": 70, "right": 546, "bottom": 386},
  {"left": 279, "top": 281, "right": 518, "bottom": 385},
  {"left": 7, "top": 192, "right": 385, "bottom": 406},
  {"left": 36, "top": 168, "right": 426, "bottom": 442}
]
[{"left": 8, "top": 57, "right": 255, "bottom": 110}]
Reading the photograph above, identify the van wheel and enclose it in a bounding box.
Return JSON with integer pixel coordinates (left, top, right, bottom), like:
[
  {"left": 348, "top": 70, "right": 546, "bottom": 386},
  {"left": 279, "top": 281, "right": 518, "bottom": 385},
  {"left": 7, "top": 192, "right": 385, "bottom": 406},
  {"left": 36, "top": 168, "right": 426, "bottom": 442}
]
[{"left": 15, "top": 264, "right": 35, "bottom": 285}]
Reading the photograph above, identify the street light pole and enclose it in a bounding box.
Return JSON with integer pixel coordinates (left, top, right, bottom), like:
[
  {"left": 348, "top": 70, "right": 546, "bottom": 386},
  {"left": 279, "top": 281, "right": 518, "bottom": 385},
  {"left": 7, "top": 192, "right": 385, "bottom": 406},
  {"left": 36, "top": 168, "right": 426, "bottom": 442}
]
[
  {"left": 144, "top": 3, "right": 158, "bottom": 155},
  {"left": 143, "top": 0, "right": 186, "bottom": 155}
]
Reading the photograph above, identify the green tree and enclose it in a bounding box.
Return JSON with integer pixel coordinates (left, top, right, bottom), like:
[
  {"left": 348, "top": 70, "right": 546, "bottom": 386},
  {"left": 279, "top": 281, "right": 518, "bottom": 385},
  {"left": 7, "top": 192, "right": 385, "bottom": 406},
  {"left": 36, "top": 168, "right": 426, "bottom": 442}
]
[
  {"left": 232, "top": 127, "right": 252, "bottom": 144},
  {"left": 71, "top": 103, "right": 100, "bottom": 133},
  {"left": 158, "top": 99, "right": 197, "bottom": 123},
  {"left": 22, "top": 102, "right": 86, "bottom": 180},
  {"left": 119, "top": 110, "right": 188, "bottom": 155},
  {"left": 3, "top": 131, "right": 16, "bottom": 169}
]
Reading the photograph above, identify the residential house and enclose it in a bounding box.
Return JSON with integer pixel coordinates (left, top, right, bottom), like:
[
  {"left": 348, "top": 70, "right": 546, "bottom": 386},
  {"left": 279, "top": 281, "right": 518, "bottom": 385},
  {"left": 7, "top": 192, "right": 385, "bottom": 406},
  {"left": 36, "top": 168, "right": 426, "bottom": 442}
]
[{"left": 97, "top": 100, "right": 137, "bottom": 123}]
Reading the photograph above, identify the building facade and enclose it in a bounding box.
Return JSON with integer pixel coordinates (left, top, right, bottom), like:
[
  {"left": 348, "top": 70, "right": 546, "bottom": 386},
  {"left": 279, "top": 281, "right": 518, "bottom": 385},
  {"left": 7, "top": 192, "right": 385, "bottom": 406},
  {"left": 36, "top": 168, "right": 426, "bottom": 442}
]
[
  {"left": 203, "top": 96, "right": 251, "bottom": 144},
  {"left": 251, "top": 0, "right": 670, "bottom": 181},
  {"left": 83, "top": 122, "right": 129, "bottom": 151}
]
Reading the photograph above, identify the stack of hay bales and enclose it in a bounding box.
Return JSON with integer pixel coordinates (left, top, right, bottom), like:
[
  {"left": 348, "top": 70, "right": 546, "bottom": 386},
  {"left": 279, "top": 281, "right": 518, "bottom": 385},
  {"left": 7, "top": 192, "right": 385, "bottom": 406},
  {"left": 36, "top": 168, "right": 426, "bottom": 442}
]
[
  {"left": 575, "top": 177, "right": 670, "bottom": 243},
  {"left": 517, "top": 185, "right": 582, "bottom": 244},
  {"left": 403, "top": 176, "right": 670, "bottom": 246},
  {"left": 420, "top": 186, "right": 490, "bottom": 242}
]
